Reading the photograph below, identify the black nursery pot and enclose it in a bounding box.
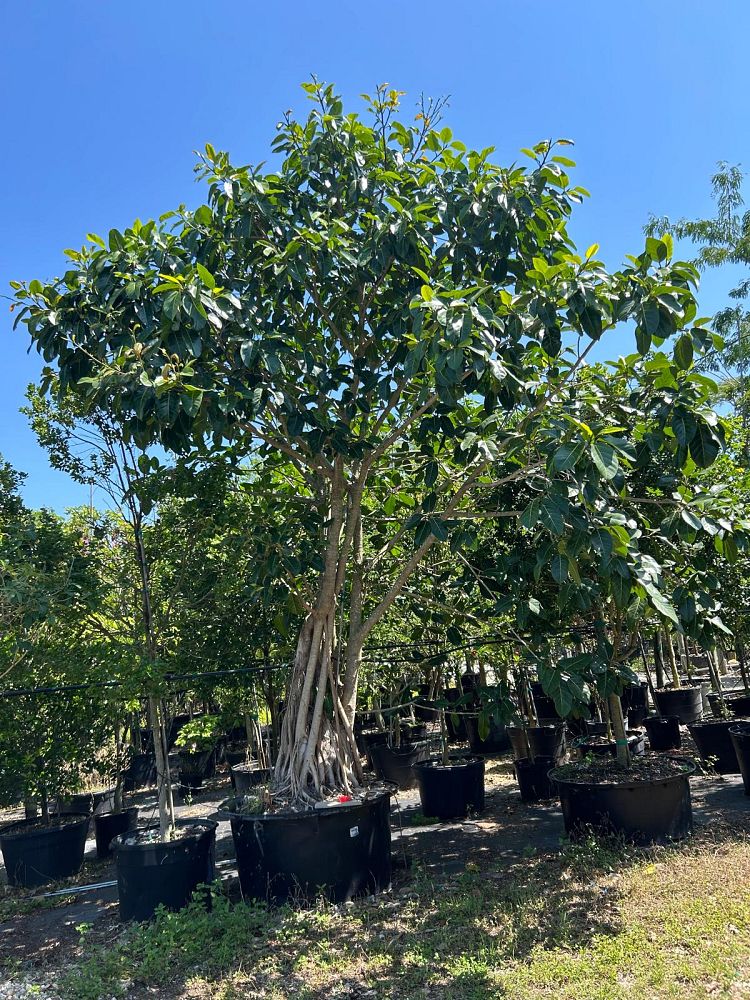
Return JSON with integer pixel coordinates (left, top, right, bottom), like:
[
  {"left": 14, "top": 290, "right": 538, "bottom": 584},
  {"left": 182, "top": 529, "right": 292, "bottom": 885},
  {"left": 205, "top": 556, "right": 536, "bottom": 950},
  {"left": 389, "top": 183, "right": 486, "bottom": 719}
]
[
  {"left": 443, "top": 688, "right": 465, "bottom": 741},
  {"left": 729, "top": 723, "right": 750, "bottom": 795},
  {"left": 644, "top": 715, "right": 682, "bottom": 751},
  {"left": 464, "top": 716, "right": 511, "bottom": 755},
  {"left": 576, "top": 732, "right": 645, "bottom": 759},
  {"left": 688, "top": 719, "right": 743, "bottom": 774},
  {"left": 94, "top": 807, "right": 139, "bottom": 859},
  {"left": 220, "top": 788, "right": 393, "bottom": 904},
  {"left": 0, "top": 813, "right": 90, "bottom": 888},
  {"left": 413, "top": 757, "right": 485, "bottom": 820},
  {"left": 507, "top": 725, "right": 531, "bottom": 759},
  {"left": 584, "top": 721, "right": 610, "bottom": 737},
  {"left": 653, "top": 687, "right": 703, "bottom": 724},
  {"left": 622, "top": 682, "right": 649, "bottom": 727},
  {"left": 369, "top": 741, "right": 430, "bottom": 790},
  {"left": 358, "top": 730, "right": 389, "bottom": 770},
  {"left": 231, "top": 764, "right": 272, "bottom": 794},
  {"left": 514, "top": 755, "right": 557, "bottom": 802},
  {"left": 528, "top": 723, "right": 566, "bottom": 761},
  {"left": 112, "top": 819, "right": 217, "bottom": 922},
  {"left": 177, "top": 748, "right": 216, "bottom": 791},
  {"left": 530, "top": 682, "right": 558, "bottom": 720},
  {"left": 59, "top": 787, "right": 115, "bottom": 817},
  {"left": 122, "top": 751, "right": 156, "bottom": 792},
  {"left": 708, "top": 691, "right": 750, "bottom": 718},
  {"left": 550, "top": 758, "right": 696, "bottom": 845}
]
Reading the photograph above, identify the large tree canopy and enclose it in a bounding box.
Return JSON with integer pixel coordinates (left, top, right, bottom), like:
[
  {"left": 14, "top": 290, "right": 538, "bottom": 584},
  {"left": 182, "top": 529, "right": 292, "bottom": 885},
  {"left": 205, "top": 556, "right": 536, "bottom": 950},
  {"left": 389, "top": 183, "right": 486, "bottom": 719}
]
[{"left": 15, "top": 82, "right": 735, "bottom": 798}]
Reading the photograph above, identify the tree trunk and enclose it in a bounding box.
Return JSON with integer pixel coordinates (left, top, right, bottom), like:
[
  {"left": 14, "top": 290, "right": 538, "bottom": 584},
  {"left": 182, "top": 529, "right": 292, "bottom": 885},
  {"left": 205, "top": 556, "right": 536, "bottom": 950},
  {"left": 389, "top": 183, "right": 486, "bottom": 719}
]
[
  {"left": 273, "top": 606, "right": 363, "bottom": 804},
  {"left": 653, "top": 632, "right": 665, "bottom": 690},
  {"left": 664, "top": 632, "right": 680, "bottom": 689},
  {"left": 149, "top": 696, "right": 175, "bottom": 839},
  {"left": 608, "top": 694, "right": 630, "bottom": 767}
]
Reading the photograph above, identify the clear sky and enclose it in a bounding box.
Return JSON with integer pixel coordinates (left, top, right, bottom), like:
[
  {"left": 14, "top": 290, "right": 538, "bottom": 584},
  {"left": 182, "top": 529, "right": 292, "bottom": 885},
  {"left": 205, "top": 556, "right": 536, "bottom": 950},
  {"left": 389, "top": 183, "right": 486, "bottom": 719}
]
[{"left": 2, "top": 1, "right": 749, "bottom": 511}]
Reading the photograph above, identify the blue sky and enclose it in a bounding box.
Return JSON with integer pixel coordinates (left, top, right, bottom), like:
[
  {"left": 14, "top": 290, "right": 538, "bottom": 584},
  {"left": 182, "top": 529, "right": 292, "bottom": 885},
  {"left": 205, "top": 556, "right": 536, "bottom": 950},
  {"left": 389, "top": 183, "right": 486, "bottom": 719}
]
[{"left": 2, "top": 2, "right": 749, "bottom": 511}]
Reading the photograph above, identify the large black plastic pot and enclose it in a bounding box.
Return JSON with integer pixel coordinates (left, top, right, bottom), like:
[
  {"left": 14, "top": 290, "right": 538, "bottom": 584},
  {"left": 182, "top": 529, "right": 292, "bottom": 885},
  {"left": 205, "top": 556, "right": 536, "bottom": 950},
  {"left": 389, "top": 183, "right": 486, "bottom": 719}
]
[
  {"left": 414, "top": 685, "right": 436, "bottom": 722},
  {"left": 112, "top": 819, "right": 217, "bottom": 921},
  {"left": 653, "top": 687, "right": 703, "bottom": 724},
  {"left": 584, "top": 721, "right": 610, "bottom": 736},
  {"left": 357, "top": 729, "right": 388, "bottom": 767},
  {"left": 715, "top": 693, "right": 750, "bottom": 718},
  {"left": 369, "top": 742, "right": 430, "bottom": 790},
  {"left": 514, "top": 756, "right": 557, "bottom": 802},
  {"left": 0, "top": 814, "right": 89, "bottom": 888},
  {"left": 464, "top": 716, "right": 511, "bottom": 755},
  {"left": 224, "top": 743, "right": 249, "bottom": 769},
  {"left": 622, "top": 682, "right": 649, "bottom": 727},
  {"left": 231, "top": 764, "right": 272, "bottom": 794},
  {"left": 59, "top": 787, "right": 115, "bottom": 817},
  {"left": 220, "top": 788, "right": 393, "bottom": 903},
  {"left": 399, "top": 722, "right": 428, "bottom": 742},
  {"left": 94, "top": 807, "right": 139, "bottom": 859},
  {"left": 528, "top": 723, "right": 565, "bottom": 761},
  {"left": 177, "top": 748, "right": 216, "bottom": 791},
  {"left": 413, "top": 757, "right": 485, "bottom": 819},
  {"left": 122, "top": 751, "right": 156, "bottom": 792},
  {"left": 644, "top": 715, "right": 682, "bottom": 751},
  {"left": 575, "top": 732, "right": 645, "bottom": 759},
  {"left": 530, "top": 682, "right": 558, "bottom": 720},
  {"left": 507, "top": 725, "right": 530, "bottom": 759},
  {"left": 729, "top": 723, "right": 750, "bottom": 794},
  {"left": 688, "top": 719, "right": 743, "bottom": 774},
  {"left": 550, "top": 759, "right": 696, "bottom": 845}
]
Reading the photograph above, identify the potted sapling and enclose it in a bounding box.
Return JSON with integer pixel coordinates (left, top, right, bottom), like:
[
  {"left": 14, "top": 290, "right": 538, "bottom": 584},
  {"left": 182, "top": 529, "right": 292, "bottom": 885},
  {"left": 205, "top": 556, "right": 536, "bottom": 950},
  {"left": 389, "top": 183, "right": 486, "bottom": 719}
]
[{"left": 413, "top": 667, "right": 485, "bottom": 820}]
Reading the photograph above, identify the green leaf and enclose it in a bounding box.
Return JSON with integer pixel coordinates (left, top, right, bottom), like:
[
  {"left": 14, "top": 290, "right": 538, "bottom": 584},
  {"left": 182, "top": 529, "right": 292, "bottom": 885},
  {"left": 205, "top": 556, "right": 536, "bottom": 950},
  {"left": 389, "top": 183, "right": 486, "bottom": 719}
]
[
  {"left": 688, "top": 421, "right": 721, "bottom": 468},
  {"left": 552, "top": 440, "right": 585, "bottom": 471},
  {"left": 610, "top": 573, "right": 630, "bottom": 610},
  {"left": 674, "top": 334, "right": 693, "bottom": 370},
  {"left": 196, "top": 263, "right": 216, "bottom": 289},
  {"left": 551, "top": 553, "right": 568, "bottom": 583},
  {"left": 429, "top": 517, "right": 449, "bottom": 542},
  {"left": 520, "top": 499, "right": 541, "bottom": 531},
  {"left": 591, "top": 441, "right": 619, "bottom": 480}
]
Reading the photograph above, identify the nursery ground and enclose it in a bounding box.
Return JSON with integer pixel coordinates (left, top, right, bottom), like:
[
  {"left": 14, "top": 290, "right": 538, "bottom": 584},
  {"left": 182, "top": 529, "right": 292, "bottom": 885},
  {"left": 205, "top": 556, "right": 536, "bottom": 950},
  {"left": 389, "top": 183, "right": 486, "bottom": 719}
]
[{"left": 1, "top": 758, "right": 750, "bottom": 999}]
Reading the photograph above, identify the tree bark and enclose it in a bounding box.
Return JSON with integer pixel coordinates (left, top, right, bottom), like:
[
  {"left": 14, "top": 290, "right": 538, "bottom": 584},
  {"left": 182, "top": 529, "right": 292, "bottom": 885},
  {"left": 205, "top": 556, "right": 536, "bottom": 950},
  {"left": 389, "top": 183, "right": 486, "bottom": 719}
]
[{"left": 608, "top": 694, "right": 630, "bottom": 767}]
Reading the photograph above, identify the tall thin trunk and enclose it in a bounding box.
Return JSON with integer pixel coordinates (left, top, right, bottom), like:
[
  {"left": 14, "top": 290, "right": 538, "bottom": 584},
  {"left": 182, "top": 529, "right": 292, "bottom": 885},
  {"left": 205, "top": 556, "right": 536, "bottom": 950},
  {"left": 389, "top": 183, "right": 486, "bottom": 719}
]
[
  {"left": 664, "top": 632, "right": 680, "bottom": 689},
  {"left": 608, "top": 694, "right": 630, "bottom": 767},
  {"left": 653, "top": 632, "right": 665, "bottom": 690},
  {"left": 738, "top": 640, "right": 750, "bottom": 696}
]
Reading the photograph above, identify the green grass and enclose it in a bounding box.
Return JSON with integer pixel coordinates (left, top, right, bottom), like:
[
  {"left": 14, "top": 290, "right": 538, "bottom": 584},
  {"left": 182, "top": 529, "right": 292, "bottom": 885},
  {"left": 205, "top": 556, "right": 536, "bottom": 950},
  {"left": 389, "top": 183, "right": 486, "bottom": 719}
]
[{"left": 18, "top": 824, "right": 750, "bottom": 1000}]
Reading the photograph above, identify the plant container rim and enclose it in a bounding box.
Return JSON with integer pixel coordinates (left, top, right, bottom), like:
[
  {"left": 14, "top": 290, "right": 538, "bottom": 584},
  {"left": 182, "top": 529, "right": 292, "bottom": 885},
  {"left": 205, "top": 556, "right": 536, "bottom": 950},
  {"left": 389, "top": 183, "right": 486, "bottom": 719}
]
[
  {"left": 111, "top": 817, "right": 217, "bottom": 853},
  {"left": 0, "top": 812, "right": 90, "bottom": 841},
  {"left": 217, "top": 783, "right": 397, "bottom": 822},
  {"left": 548, "top": 756, "right": 696, "bottom": 790},
  {"left": 94, "top": 804, "right": 139, "bottom": 820},
  {"left": 689, "top": 717, "right": 750, "bottom": 729},
  {"left": 729, "top": 722, "right": 750, "bottom": 735},
  {"left": 413, "top": 756, "right": 484, "bottom": 772},
  {"left": 655, "top": 685, "right": 702, "bottom": 693}
]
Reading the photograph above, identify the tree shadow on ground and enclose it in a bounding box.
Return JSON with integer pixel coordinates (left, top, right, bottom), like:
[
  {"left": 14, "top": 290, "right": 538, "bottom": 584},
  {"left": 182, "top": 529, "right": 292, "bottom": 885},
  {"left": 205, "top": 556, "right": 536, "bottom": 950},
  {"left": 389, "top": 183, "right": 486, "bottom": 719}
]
[{"left": 7, "top": 764, "right": 750, "bottom": 999}]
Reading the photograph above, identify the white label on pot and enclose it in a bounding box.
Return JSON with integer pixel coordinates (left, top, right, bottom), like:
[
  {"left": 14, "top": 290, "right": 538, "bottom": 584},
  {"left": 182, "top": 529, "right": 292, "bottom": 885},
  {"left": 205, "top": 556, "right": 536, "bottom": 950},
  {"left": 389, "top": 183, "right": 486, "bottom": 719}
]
[{"left": 350, "top": 825, "right": 359, "bottom": 838}]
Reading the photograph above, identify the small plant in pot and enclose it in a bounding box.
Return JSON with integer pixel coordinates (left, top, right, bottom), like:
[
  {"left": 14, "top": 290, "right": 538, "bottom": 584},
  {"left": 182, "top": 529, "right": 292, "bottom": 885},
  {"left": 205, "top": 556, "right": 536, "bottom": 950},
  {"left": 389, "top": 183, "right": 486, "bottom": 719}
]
[
  {"left": 413, "top": 670, "right": 486, "bottom": 821},
  {"left": 92, "top": 710, "right": 141, "bottom": 859},
  {"left": 0, "top": 649, "right": 112, "bottom": 887},
  {"left": 174, "top": 715, "right": 221, "bottom": 794}
]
